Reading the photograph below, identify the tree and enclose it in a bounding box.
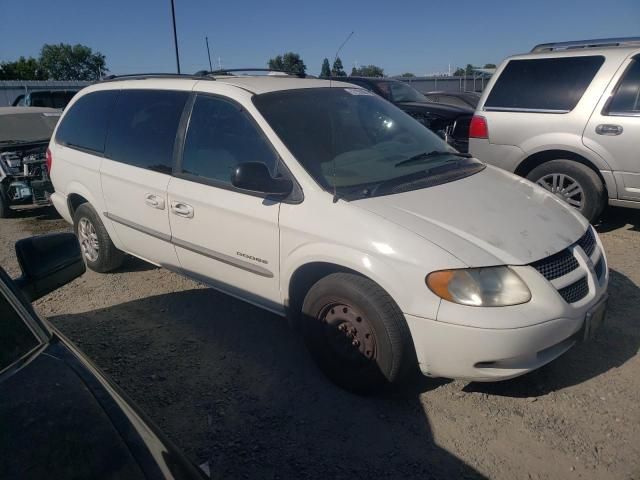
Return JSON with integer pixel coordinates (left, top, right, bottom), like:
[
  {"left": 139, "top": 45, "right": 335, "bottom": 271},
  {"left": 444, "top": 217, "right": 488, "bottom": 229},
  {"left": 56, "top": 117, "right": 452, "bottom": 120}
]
[
  {"left": 465, "top": 64, "right": 475, "bottom": 75},
  {"left": 350, "top": 66, "right": 358, "bottom": 76},
  {"left": 0, "top": 56, "right": 46, "bottom": 80},
  {"left": 268, "top": 52, "right": 306, "bottom": 75},
  {"left": 351, "top": 64, "right": 384, "bottom": 77},
  {"left": 331, "top": 57, "right": 346, "bottom": 76},
  {"left": 453, "top": 67, "right": 465, "bottom": 76},
  {"left": 39, "top": 43, "right": 107, "bottom": 80},
  {"left": 483, "top": 63, "right": 496, "bottom": 69},
  {"left": 400, "top": 72, "right": 415, "bottom": 78},
  {"left": 320, "top": 58, "right": 331, "bottom": 77}
]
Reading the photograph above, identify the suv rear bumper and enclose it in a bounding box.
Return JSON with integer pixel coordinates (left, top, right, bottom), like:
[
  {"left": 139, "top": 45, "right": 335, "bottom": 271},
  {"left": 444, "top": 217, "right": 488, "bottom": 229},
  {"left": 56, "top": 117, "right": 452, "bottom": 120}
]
[
  {"left": 50, "top": 192, "right": 72, "bottom": 223},
  {"left": 469, "top": 139, "right": 524, "bottom": 172}
]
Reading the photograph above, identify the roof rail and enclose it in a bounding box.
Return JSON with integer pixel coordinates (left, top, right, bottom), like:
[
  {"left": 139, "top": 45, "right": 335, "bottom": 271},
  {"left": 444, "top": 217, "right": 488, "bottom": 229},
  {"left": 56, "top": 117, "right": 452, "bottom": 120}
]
[
  {"left": 531, "top": 37, "right": 640, "bottom": 53},
  {"left": 195, "top": 68, "right": 308, "bottom": 78},
  {"left": 99, "top": 73, "right": 212, "bottom": 82}
]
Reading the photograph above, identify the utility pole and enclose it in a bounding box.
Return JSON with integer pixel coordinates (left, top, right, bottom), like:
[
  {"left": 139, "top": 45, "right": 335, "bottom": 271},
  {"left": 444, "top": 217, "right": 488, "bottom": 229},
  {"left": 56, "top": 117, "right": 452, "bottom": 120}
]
[
  {"left": 205, "top": 36, "right": 213, "bottom": 71},
  {"left": 170, "top": 0, "right": 181, "bottom": 73}
]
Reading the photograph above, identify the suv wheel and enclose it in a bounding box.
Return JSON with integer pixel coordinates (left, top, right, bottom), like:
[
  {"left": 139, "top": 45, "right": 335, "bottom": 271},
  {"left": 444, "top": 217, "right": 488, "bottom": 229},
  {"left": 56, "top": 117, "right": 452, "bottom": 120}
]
[
  {"left": 300, "top": 273, "right": 416, "bottom": 393},
  {"left": 73, "top": 203, "right": 124, "bottom": 272},
  {"left": 527, "top": 160, "right": 605, "bottom": 223}
]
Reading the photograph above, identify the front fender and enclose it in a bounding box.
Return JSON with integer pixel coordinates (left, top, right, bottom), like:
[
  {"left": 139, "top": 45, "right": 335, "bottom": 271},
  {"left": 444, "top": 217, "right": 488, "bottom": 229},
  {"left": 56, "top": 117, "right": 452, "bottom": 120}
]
[{"left": 281, "top": 242, "right": 444, "bottom": 320}]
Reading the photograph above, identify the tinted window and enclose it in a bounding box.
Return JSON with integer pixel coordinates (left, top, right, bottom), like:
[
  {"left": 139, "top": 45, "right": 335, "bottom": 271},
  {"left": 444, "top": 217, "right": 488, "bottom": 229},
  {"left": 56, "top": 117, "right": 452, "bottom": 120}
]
[
  {"left": 388, "top": 82, "right": 427, "bottom": 103},
  {"left": 607, "top": 58, "right": 640, "bottom": 115},
  {"left": 56, "top": 90, "right": 118, "bottom": 152},
  {"left": 0, "top": 288, "right": 40, "bottom": 372},
  {"left": 181, "top": 95, "right": 278, "bottom": 184},
  {"left": 485, "top": 56, "right": 604, "bottom": 112},
  {"left": 254, "top": 88, "right": 482, "bottom": 198},
  {"left": 106, "top": 90, "right": 188, "bottom": 173}
]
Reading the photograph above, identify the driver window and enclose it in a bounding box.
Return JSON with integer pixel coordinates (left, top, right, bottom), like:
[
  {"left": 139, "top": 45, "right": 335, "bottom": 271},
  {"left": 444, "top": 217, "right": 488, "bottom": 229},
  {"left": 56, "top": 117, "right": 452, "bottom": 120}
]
[{"left": 181, "top": 95, "right": 278, "bottom": 185}]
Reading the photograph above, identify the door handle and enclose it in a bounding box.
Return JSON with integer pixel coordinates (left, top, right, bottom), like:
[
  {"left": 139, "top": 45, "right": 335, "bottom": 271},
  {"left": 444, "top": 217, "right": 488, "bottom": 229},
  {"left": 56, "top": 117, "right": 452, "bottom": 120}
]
[
  {"left": 170, "top": 201, "right": 194, "bottom": 218},
  {"left": 144, "top": 193, "right": 165, "bottom": 210},
  {"left": 595, "top": 124, "right": 623, "bottom": 136}
]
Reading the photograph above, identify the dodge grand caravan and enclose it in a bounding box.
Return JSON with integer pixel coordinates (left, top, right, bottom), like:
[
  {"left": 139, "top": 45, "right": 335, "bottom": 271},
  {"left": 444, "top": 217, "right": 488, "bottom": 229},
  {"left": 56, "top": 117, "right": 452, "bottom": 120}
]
[{"left": 48, "top": 72, "right": 609, "bottom": 392}]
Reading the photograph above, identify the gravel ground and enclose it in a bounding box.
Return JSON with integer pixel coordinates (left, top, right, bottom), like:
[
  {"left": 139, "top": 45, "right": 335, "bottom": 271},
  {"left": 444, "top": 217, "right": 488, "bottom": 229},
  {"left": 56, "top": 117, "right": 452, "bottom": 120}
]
[{"left": 1, "top": 205, "right": 639, "bottom": 479}]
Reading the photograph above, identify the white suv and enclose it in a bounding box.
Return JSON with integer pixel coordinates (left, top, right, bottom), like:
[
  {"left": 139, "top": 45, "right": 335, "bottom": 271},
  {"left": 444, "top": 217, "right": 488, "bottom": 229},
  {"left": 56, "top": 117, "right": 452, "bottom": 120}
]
[
  {"left": 48, "top": 72, "right": 609, "bottom": 392},
  {"left": 470, "top": 37, "right": 640, "bottom": 223}
]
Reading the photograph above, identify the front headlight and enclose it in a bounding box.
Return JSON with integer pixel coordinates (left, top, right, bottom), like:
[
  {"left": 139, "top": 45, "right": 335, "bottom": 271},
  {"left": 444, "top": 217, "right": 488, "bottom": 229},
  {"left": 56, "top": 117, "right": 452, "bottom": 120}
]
[{"left": 426, "top": 266, "right": 531, "bottom": 307}]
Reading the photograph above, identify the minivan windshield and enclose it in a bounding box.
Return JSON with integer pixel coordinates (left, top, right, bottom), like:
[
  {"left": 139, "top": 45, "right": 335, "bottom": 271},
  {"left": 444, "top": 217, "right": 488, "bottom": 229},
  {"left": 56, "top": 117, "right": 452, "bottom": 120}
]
[{"left": 253, "top": 87, "right": 483, "bottom": 198}]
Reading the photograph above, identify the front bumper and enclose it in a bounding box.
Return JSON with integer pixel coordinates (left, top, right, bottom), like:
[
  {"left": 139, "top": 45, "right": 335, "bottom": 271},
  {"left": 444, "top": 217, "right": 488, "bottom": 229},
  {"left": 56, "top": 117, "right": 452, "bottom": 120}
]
[
  {"left": 406, "top": 312, "right": 589, "bottom": 381},
  {"left": 407, "top": 227, "right": 609, "bottom": 381}
]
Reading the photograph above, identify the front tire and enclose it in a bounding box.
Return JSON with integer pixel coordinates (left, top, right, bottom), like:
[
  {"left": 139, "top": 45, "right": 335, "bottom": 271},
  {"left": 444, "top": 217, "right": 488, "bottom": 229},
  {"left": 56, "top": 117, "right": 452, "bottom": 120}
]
[
  {"left": 73, "top": 203, "right": 124, "bottom": 272},
  {"left": 527, "top": 160, "right": 605, "bottom": 223},
  {"left": 300, "top": 273, "right": 416, "bottom": 393}
]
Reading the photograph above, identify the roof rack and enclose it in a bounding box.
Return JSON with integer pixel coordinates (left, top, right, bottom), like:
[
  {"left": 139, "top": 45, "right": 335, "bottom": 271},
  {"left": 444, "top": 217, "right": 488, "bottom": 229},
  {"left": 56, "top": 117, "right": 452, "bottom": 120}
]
[
  {"left": 99, "top": 73, "right": 212, "bottom": 82},
  {"left": 531, "top": 37, "right": 640, "bottom": 53},
  {"left": 195, "top": 68, "right": 308, "bottom": 78}
]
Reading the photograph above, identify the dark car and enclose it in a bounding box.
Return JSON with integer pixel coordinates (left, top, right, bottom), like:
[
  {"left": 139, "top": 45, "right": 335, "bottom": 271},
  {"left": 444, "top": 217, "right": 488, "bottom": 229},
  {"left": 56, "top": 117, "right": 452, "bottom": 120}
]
[
  {"left": 327, "top": 76, "right": 474, "bottom": 152},
  {"left": 0, "top": 233, "right": 206, "bottom": 480},
  {"left": 12, "top": 89, "right": 80, "bottom": 109},
  {"left": 422, "top": 91, "right": 481, "bottom": 109},
  {"left": 0, "top": 107, "right": 59, "bottom": 218}
]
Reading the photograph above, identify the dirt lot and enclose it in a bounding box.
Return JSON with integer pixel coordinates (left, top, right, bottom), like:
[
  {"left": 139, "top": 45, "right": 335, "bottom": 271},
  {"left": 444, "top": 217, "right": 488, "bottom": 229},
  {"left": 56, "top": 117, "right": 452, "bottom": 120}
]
[{"left": 1, "top": 206, "right": 639, "bottom": 479}]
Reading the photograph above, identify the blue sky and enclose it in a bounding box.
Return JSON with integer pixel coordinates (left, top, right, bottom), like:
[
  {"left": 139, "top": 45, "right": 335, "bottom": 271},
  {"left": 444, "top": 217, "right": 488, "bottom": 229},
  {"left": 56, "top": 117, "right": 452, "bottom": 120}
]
[{"left": 1, "top": 0, "right": 638, "bottom": 76}]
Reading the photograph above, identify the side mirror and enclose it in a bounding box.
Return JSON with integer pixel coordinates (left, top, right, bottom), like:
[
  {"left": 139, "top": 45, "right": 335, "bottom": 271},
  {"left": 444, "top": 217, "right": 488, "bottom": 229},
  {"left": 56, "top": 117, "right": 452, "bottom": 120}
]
[
  {"left": 14, "top": 233, "right": 86, "bottom": 302},
  {"left": 231, "top": 162, "right": 293, "bottom": 197}
]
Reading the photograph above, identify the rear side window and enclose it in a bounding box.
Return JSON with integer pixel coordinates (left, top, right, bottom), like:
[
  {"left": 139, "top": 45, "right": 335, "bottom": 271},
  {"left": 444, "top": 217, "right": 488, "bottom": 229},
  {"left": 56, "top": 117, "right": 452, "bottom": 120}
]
[
  {"left": 485, "top": 56, "right": 604, "bottom": 113},
  {"left": 106, "top": 89, "right": 188, "bottom": 173},
  {"left": 606, "top": 58, "right": 640, "bottom": 115},
  {"left": 56, "top": 90, "right": 119, "bottom": 153},
  {"left": 180, "top": 95, "right": 278, "bottom": 185},
  {"left": 0, "top": 288, "right": 40, "bottom": 372}
]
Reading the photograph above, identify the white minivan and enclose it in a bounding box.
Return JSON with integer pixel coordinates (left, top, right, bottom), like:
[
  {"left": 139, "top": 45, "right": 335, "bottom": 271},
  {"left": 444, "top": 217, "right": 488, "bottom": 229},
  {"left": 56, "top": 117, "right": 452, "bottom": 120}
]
[{"left": 48, "top": 72, "right": 608, "bottom": 392}]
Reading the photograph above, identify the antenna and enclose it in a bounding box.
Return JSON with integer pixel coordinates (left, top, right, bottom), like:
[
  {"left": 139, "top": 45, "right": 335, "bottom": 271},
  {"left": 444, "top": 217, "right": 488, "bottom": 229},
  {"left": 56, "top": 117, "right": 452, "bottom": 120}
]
[
  {"left": 205, "top": 36, "right": 213, "bottom": 71},
  {"left": 170, "top": 0, "right": 181, "bottom": 73},
  {"left": 330, "top": 30, "right": 354, "bottom": 202}
]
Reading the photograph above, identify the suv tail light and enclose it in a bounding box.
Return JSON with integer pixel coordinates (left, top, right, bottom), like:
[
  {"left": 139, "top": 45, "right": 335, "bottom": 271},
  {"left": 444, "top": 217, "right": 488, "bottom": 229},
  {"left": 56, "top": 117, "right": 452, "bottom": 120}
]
[
  {"left": 469, "top": 115, "right": 488, "bottom": 139},
  {"left": 46, "top": 148, "right": 52, "bottom": 173}
]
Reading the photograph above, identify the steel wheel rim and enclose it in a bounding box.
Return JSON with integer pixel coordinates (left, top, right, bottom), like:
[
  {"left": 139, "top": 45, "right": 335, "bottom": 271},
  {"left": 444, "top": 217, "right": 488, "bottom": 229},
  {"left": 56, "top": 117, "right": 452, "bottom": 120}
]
[
  {"left": 78, "top": 217, "right": 99, "bottom": 262},
  {"left": 536, "top": 173, "right": 584, "bottom": 208},
  {"left": 319, "top": 303, "right": 376, "bottom": 364}
]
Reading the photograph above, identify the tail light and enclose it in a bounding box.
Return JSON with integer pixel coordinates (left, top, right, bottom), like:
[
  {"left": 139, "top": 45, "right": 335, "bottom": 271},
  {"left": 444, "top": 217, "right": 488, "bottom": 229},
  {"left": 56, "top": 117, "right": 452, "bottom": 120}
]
[
  {"left": 469, "top": 115, "right": 488, "bottom": 139},
  {"left": 46, "top": 148, "right": 52, "bottom": 173}
]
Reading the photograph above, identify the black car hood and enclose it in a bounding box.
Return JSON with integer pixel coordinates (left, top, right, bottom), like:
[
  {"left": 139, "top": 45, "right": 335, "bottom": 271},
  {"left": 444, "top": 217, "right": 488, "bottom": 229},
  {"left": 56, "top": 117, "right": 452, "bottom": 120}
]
[
  {"left": 0, "top": 335, "right": 204, "bottom": 480},
  {"left": 0, "top": 343, "right": 146, "bottom": 479},
  {"left": 396, "top": 101, "right": 474, "bottom": 117}
]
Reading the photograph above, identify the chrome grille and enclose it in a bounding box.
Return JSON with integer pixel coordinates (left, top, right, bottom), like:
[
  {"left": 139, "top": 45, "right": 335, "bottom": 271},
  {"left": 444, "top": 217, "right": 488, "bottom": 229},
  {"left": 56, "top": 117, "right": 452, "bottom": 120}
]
[
  {"left": 576, "top": 228, "right": 596, "bottom": 257},
  {"left": 530, "top": 249, "right": 579, "bottom": 281},
  {"left": 558, "top": 276, "right": 589, "bottom": 303}
]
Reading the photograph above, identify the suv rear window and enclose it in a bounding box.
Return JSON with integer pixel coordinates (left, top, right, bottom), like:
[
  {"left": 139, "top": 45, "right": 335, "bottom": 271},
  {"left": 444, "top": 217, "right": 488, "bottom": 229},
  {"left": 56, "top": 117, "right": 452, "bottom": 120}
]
[
  {"left": 485, "top": 56, "right": 604, "bottom": 113},
  {"left": 56, "top": 90, "right": 119, "bottom": 153},
  {"left": 105, "top": 89, "right": 188, "bottom": 173}
]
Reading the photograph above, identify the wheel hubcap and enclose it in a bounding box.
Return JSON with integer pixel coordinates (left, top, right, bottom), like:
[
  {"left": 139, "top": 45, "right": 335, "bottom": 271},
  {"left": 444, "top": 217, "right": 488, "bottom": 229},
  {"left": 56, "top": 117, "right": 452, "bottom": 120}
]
[
  {"left": 536, "top": 173, "right": 584, "bottom": 209},
  {"left": 78, "top": 217, "right": 99, "bottom": 262},
  {"left": 320, "top": 303, "right": 376, "bottom": 363}
]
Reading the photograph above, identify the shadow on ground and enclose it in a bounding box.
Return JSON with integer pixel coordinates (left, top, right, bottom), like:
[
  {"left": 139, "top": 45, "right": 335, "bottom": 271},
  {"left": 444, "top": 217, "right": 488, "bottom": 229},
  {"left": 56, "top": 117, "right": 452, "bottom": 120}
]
[
  {"left": 596, "top": 206, "right": 640, "bottom": 233},
  {"left": 10, "top": 205, "right": 61, "bottom": 221},
  {"left": 464, "top": 269, "right": 640, "bottom": 398},
  {"left": 51, "top": 288, "right": 485, "bottom": 479}
]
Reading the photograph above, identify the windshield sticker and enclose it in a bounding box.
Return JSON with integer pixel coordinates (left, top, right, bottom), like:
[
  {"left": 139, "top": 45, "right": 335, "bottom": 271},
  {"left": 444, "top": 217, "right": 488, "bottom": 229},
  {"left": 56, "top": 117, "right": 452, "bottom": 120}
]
[{"left": 345, "top": 88, "right": 374, "bottom": 96}]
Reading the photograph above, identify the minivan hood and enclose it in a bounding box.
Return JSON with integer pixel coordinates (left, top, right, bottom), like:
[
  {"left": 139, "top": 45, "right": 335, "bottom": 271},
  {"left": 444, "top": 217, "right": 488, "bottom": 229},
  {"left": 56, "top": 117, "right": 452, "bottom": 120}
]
[{"left": 353, "top": 165, "right": 588, "bottom": 266}]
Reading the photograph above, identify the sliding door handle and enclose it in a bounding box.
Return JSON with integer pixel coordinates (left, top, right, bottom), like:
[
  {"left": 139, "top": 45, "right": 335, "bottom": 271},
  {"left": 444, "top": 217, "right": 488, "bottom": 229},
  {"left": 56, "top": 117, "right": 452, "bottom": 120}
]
[{"left": 170, "top": 201, "right": 194, "bottom": 218}]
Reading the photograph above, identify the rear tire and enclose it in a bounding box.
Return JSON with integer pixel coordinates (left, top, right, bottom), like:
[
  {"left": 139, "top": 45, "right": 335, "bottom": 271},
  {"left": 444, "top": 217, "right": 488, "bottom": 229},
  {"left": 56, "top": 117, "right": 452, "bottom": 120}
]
[
  {"left": 300, "top": 273, "right": 416, "bottom": 394},
  {"left": 527, "top": 159, "right": 605, "bottom": 223},
  {"left": 73, "top": 203, "right": 124, "bottom": 272}
]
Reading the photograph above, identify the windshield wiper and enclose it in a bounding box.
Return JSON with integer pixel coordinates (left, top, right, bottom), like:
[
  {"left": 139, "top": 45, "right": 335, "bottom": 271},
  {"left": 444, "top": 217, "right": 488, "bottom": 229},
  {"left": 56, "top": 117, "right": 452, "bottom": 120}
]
[{"left": 394, "top": 150, "right": 471, "bottom": 167}]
